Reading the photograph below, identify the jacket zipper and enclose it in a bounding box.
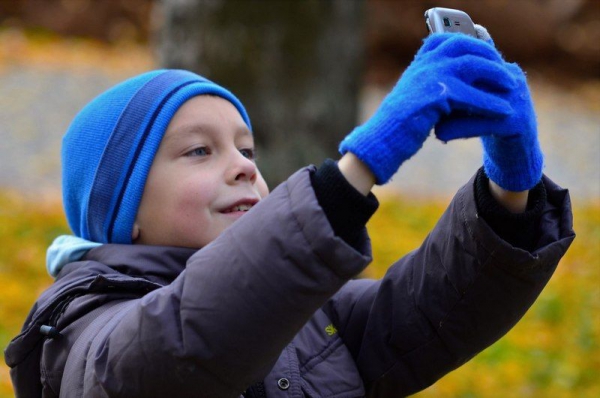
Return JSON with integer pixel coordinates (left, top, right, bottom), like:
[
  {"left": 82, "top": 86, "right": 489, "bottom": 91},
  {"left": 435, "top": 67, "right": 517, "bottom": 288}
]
[{"left": 40, "top": 294, "right": 80, "bottom": 338}]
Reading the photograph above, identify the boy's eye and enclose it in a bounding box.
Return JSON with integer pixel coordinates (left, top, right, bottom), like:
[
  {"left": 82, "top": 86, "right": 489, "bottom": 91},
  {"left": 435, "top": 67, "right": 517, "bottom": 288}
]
[
  {"left": 186, "top": 146, "right": 210, "bottom": 157},
  {"left": 239, "top": 148, "right": 256, "bottom": 160}
]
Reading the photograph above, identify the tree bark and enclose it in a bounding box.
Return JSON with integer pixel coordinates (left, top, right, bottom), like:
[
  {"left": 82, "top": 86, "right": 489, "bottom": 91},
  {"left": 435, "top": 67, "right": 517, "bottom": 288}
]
[{"left": 153, "top": 0, "right": 365, "bottom": 186}]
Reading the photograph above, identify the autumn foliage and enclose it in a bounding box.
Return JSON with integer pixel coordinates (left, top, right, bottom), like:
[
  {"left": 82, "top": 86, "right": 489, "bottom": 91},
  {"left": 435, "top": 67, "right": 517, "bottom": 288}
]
[
  {"left": 0, "top": 191, "right": 598, "bottom": 397},
  {"left": 0, "top": 23, "right": 598, "bottom": 398}
]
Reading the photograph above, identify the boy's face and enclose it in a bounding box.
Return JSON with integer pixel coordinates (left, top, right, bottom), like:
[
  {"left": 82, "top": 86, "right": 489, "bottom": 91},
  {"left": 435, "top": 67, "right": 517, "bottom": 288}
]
[{"left": 133, "top": 95, "right": 269, "bottom": 248}]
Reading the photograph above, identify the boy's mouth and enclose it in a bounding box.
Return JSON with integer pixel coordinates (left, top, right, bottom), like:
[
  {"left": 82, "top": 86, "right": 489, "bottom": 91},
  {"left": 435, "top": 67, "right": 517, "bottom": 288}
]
[
  {"left": 220, "top": 199, "right": 259, "bottom": 214},
  {"left": 222, "top": 204, "right": 253, "bottom": 213}
]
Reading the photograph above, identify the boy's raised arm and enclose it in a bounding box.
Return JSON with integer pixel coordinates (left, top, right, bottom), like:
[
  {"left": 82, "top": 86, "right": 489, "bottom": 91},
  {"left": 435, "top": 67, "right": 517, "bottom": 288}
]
[
  {"left": 324, "top": 170, "right": 574, "bottom": 396},
  {"left": 337, "top": 152, "right": 376, "bottom": 196},
  {"left": 323, "top": 31, "right": 572, "bottom": 395},
  {"left": 488, "top": 179, "right": 529, "bottom": 213}
]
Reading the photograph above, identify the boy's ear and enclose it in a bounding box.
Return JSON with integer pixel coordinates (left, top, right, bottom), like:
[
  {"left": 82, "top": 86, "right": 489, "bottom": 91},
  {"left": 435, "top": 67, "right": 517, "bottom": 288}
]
[{"left": 132, "top": 223, "right": 140, "bottom": 242}]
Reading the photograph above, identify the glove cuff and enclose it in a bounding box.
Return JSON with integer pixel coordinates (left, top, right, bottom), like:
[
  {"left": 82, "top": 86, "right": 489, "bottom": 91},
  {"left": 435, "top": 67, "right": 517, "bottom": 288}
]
[
  {"left": 483, "top": 141, "right": 544, "bottom": 191},
  {"left": 339, "top": 107, "right": 434, "bottom": 185},
  {"left": 339, "top": 123, "right": 424, "bottom": 185}
]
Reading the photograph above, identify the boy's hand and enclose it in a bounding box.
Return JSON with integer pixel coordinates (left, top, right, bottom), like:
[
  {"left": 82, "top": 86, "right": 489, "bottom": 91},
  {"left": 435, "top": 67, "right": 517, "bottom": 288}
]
[
  {"left": 339, "top": 33, "right": 516, "bottom": 184},
  {"left": 435, "top": 38, "right": 544, "bottom": 192}
]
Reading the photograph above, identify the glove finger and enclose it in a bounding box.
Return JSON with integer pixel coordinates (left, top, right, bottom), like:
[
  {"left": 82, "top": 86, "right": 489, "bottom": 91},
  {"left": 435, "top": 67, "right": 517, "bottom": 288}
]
[
  {"left": 417, "top": 33, "right": 456, "bottom": 56},
  {"left": 474, "top": 24, "right": 495, "bottom": 46},
  {"left": 504, "top": 61, "right": 527, "bottom": 81},
  {"left": 445, "top": 78, "right": 513, "bottom": 117},
  {"left": 435, "top": 115, "right": 510, "bottom": 142},
  {"left": 427, "top": 33, "right": 503, "bottom": 62},
  {"left": 445, "top": 55, "right": 517, "bottom": 91}
]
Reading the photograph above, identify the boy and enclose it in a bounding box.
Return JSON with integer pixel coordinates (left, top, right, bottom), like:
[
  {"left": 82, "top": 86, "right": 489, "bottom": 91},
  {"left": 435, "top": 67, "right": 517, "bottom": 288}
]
[{"left": 5, "top": 33, "right": 574, "bottom": 397}]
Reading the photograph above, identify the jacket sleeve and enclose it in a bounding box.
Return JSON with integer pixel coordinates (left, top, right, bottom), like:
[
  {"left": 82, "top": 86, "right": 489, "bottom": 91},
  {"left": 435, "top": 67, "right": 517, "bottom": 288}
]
[
  {"left": 323, "top": 172, "right": 576, "bottom": 397},
  {"left": 78, "top": 167, "right": 372, "bottom": 398}
]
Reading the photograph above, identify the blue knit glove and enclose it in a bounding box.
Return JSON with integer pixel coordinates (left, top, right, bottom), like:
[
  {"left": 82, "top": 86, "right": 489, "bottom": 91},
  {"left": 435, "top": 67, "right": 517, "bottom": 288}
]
[
  {"left": 339, "top": 33, "right": 516, "bottom": 184},
  {"left": 435, "top": 45, "right": 544, "bottom": 191}
]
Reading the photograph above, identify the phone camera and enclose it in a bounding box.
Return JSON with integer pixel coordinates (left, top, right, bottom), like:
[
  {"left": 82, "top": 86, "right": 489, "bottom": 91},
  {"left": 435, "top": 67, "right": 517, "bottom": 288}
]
[{"left": 443, "top": 17, "right": 451, "bottom": 27}]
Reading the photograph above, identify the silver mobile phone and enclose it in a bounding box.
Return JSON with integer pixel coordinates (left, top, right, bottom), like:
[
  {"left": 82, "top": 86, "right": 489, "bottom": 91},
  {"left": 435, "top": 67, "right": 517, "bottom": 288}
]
[{"left": 424, "top": 7, "right": 477, "bottom": 37}]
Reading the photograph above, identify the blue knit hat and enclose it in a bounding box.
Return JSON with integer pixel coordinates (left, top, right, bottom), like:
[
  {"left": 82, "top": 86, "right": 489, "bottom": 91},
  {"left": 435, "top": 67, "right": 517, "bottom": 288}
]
[{"left": 62, "top": 69, "right": 251, "bottom": 244}]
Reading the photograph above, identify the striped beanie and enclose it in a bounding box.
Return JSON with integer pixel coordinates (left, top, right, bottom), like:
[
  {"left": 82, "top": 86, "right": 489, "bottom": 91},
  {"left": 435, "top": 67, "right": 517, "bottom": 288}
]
[{"left": 62, "top": 69, "right": 251, "bottom": 244}]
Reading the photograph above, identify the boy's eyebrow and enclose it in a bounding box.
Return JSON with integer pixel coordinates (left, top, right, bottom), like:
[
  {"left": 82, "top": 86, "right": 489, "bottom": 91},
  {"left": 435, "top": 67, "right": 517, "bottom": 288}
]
[{"left": 165, "top": 124, "right": 210, "bottom": 140}]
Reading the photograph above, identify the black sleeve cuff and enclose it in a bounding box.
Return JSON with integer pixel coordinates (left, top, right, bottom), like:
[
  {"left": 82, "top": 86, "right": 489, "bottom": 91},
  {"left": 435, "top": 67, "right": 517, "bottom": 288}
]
[
  {"left": 474, "top": 167, "right": 547, "bottom": 251},
  {"left": 310, "top": 159, "right": 379, "bottom": 248}
]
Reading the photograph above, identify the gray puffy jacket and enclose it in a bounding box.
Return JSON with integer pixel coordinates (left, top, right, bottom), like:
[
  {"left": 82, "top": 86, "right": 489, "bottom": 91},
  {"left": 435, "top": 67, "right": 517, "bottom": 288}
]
[{"left": 5, "top": 167, "right": 575, "bottom": 397}]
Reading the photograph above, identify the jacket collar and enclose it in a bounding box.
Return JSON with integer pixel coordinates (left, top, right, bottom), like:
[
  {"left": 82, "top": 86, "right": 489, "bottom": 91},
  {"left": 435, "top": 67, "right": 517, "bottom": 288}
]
[
  {"left": 5, "top": 244, "right": 197, "bottom": 368},
  {"left": 82, "top": 244, "right": 197, "bottom": 285}
]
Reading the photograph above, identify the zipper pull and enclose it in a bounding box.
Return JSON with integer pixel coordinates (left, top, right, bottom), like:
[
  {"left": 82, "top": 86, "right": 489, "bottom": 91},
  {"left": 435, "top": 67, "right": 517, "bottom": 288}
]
[{"left": 40, "top": 325, "right": 62, "bottom": 339}]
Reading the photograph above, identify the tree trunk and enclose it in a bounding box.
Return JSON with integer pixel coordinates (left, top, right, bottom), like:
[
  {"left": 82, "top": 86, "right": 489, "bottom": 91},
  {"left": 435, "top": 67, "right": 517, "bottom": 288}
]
[{"left": 153, "top": 0, "right": 365, "bottom": 186}]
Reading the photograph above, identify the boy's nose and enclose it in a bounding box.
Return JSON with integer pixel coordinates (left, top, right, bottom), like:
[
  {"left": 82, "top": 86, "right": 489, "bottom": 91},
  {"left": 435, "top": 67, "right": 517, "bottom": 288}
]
[{"left": 228, "top": 151, "right": 257, "bottom": 184}]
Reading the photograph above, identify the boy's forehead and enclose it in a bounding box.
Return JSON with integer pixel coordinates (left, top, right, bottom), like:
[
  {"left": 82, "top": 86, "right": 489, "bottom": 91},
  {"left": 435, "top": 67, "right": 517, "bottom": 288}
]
[
  {"left": 163, "top": 95, "right": 252, "bottom": 139},
  {"left": 175, "top": 96, "right": 248, "bottom": 125}
]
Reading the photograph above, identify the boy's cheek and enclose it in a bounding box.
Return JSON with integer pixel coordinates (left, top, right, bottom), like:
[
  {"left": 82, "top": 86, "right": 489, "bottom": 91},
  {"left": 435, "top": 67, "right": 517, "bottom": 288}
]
[
  {"left": 259, "top": 182, "right": 270, "bottom": 198},
  {"left": 257, "top": 172, "right": 270, "bottom": 198}
]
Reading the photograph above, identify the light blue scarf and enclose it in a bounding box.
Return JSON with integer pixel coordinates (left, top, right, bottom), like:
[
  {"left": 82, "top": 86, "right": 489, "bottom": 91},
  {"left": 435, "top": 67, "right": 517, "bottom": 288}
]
[{"left": 46, "top": 235, "right": 102, "bottom": 277}]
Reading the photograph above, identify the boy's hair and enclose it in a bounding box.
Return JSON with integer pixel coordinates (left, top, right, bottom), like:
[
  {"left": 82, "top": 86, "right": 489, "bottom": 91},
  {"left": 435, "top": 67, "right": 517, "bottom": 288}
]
[{"left": 62, "top": 69, "right": 251, "bottom": 244}]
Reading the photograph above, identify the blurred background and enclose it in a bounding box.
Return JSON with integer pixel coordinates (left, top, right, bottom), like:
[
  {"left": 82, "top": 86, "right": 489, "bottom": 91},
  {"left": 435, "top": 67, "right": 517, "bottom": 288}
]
[{"left": 0, "top": 0, "right": 598, "bottom": 397}]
